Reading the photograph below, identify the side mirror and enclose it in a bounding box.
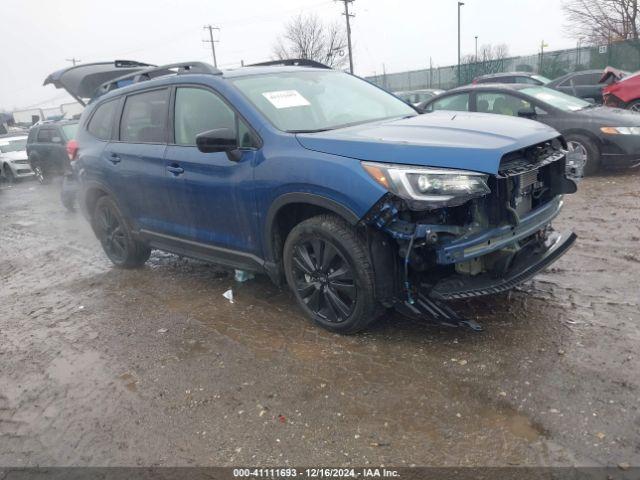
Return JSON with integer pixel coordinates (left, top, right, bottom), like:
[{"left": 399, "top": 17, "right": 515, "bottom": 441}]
[
  {"left": 196, "top": 128, "right": 238, "bottom": 154},
  {"left": 517, "top": 108, "right": 537, "bottom": 119}
]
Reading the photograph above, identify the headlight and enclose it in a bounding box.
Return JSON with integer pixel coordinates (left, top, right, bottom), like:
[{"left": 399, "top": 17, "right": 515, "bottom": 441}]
[
  {"left": 600, "top": 126, "right": 640, "bottom": 135},
  {"left": 361, "top": 161, "right": 490, "bottom": 209}
]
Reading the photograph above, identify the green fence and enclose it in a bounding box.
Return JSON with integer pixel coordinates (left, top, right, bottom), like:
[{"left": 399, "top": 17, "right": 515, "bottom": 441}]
[{"left": 367, "top": 39, "right": 640, "bottom": 92}]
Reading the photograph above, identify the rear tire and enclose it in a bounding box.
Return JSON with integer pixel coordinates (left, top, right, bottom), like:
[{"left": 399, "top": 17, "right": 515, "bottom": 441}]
[
  {"left": 283, "top": 214, "right": 382, "bottom": 334},
  {"left": 565, "top": 133, "right": 600, "bottom": 176},
  {"left": 32, "top": 163, "right": 47, "bottom": 184},
  {"left": 91, "top": 196, "right": 151, "bottom": 268}
]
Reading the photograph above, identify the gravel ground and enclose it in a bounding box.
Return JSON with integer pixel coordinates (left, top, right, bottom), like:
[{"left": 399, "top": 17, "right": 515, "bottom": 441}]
[{"left": 0, "top": 170, "right": 638, "bottom": 467}]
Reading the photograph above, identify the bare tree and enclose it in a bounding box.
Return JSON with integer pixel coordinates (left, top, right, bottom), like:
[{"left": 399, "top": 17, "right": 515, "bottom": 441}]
[
  {"left": 563, "top": 0, "right": 639, "bottom": 44},
  {"left": 461, "top": 43, "right": 509, "bottom": 65},
  {"left": 459, "top": 43, "right": 510, "bottom": 83},
  {"left": 273, "top": 14, "right": 348, "bottom": 68}
]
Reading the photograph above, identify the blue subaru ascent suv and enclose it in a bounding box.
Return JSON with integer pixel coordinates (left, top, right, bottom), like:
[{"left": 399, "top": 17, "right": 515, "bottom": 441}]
[{"left": 58, "top": 60, "right": 577, "bottom": 333}]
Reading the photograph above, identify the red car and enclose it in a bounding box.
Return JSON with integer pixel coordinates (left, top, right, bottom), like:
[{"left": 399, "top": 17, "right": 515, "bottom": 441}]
[{"left": 601, "top": 66, "right": 640, "bottom": 112}]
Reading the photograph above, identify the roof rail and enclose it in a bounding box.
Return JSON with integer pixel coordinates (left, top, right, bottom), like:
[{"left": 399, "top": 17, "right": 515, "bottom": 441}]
[
  {"left": 247, "top": 59, "right": 332, "bottom": 69},
  {"left": 97, "top": 61, "right": 222, "bottom": 97}
]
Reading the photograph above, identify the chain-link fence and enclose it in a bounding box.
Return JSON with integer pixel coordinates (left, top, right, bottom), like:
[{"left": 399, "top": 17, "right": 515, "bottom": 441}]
[{"left": 366, "top": 39, "right": 640, "bottom": 92}]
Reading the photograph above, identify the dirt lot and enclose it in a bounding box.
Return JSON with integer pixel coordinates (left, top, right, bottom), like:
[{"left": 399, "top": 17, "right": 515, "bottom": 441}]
[{"left": 0, "top": 171, "right": 639, "bottom": 467}]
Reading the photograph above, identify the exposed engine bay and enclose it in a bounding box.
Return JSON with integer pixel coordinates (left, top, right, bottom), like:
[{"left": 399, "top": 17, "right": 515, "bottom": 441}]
[{"left": 363, "top": 138, "right": 578, "bottom": 319}]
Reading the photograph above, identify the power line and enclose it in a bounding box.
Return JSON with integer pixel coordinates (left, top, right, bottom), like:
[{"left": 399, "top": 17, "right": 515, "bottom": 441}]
[
  {"left": 203, "top": 25, "right": 221, "bottom": 68},
  {"left": 336, "top": 0, "right": 355, "bottom": 73}
]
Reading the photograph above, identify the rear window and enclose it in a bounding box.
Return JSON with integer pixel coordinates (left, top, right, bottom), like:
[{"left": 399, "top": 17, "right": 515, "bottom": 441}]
[
  {"left": 88, "top": 101, "right": 118, "bottom": 140},
  {"left": 37, "top": 129, "right": 52, "bottom": 142},
  {"left": 62, "top": 123, "right": 78, "bottom": 140},
  {"left": 119, "top": 89, "right": 168, "bottom": 143}
]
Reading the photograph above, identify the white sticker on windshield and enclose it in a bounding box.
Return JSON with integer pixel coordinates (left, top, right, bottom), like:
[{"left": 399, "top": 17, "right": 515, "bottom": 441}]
[{"left": 262, "top": 90, "right": 310, "bottom": 109}]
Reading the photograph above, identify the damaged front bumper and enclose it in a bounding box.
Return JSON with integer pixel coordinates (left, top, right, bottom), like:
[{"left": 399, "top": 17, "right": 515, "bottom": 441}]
[
  {"left": 430, "top": 230, "right": 576, "bottom": 300},
  {"left": 435, "top": 196, "right": 564, "bottom": 265}
]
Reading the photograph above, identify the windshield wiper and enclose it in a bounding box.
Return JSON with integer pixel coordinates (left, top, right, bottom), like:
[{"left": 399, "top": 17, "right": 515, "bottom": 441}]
[{"left": 288, "top": 127, "right": 335, "bottom": 133}]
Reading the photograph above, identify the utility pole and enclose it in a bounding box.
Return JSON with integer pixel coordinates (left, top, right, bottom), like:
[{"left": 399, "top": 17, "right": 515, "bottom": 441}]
[
  {"left": 539, "top": 40, "right": 548, "bottom": 74},
  {"left": 66, "top": 58, "right": 80, "bottom": 66},
  {"left": 429, "top": 56, "right": 433, "bottom": 88},
  {"left": 203, "top": 25, "right": 220, "bottom": 68},
  {"left": 336, "top": 0, "right": 355, "bottom": 73},
  {"left": 457, "top": 2, "right": 464, "bottom": 86}
]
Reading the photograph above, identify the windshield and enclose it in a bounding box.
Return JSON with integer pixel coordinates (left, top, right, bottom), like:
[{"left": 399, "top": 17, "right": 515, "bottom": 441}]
[
  {"left": 531, "top": 74, "right": 552, "bottom": 84},
  {"left": 522, "top": 86, "right": 591, "bottom": 111},
  {"left": 0, "top": 138, "right": 27, "bottom": 153},
  {"left": 231, "top": 70, "right": 416, "bottom": 132},
  {"left": 62, "top": 123, "right": 78, "bottom": 139}
]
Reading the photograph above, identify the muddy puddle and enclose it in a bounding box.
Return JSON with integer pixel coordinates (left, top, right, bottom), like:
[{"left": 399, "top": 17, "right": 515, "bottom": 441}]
[{"left": 0, "top": 172, "right": 639, "bottom": 466}]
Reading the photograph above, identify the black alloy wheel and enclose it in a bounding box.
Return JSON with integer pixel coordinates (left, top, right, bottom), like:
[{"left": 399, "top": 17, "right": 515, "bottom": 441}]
[
  {"left": 283, "top": 214, "right": 382, "bottom": 333},
  {"left": 290, "top": 238, "right": 357, "bottom": 323},
  {"left": 94, "top": 201, "right": 128, "bottom": 264}
]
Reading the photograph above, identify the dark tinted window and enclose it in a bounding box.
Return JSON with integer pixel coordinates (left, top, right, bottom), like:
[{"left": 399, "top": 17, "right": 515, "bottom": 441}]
[
  {"left": 428, "top": 93, "right": 470, "bottom": 112},
  {"left": 37, "top": 129, "right": 52, "bottom": 142},
  {"left": 478, "top": 76, "right": 514, "bottom": 84},
  {"left": 573, "top": 73, "right": 603, "bottom": 85},
  {"left": 120, "top": 89, "right": 168, "bottom": 143},
  {"left": 516, "top": 76, "right": 540, "bottom": 85},
  {"left": 88, "top": 101, "right": 118, "bottom": 140}
]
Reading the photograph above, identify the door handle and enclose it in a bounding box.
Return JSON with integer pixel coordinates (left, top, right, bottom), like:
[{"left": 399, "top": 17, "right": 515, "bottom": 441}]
[
  {"left": 166, "top": 165, "right": 184, "bottom": 176},
  {"left": 108, "top": 153, "right": 121, "bottom": 164}
]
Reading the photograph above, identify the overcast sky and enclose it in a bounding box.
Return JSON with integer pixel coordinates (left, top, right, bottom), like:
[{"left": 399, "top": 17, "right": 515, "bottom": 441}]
[{"left": 1, "top": 0, "right": 576, "bottom": 111}]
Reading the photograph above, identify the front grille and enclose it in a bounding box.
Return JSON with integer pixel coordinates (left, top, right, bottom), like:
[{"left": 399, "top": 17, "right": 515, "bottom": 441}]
[
  {"left": 13, "top": 160, "right": 29, "bottom": 165},
  {"left": 498, "top": 138, "right": 565, "bottom": 178}
]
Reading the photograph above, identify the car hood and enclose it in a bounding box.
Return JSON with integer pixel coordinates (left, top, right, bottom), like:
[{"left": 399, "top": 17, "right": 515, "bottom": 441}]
[
  {"left": 295, "top": 111, "right": 560, "bottom": 175},
  {"left": 599, "top": 66, "right": 630, "bottom": 84},
  {"left": 573, "top": 105, "right": 640, "bottom": 125},
  {"left": 1, "top": 151, "right": 27, "bottom": 161}
]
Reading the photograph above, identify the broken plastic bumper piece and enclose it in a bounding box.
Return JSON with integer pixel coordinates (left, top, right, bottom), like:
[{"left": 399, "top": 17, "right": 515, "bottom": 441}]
[{"left": 430, "top": 230, "right": 576, "bottom": 300}]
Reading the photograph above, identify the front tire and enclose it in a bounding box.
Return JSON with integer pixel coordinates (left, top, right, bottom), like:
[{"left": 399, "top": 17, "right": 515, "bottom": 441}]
[
  {"left": 565, "top": 134, "right": 600, "bottom": 176},
  {"left": 626, "top": 99, "right": 640, "bottom": 112},
  {"left": 283, "top": 214, "right": 382, "bottom": 334},
  {"left": 91, "top": 196, "right": 151, "bottom": 268},
  {"left": 3, "top": 165, "right": 14, "bottom": 184}
]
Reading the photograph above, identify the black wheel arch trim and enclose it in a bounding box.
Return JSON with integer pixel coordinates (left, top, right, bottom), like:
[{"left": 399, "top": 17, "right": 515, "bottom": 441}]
[
  {"left": 80, "top": 180, "right": 135, "bottom": 227},
  {"left": 264, "top": 192, "right": 361, "bottom": 263},
  {"left": 562, "top": 129, "right": 602, "bottom": 147}
]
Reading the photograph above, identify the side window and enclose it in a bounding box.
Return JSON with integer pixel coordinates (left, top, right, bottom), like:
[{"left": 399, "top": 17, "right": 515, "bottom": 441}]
[
  {"left": 88, "top": 100, "right": 118, "bottom": 140},
  {"left": 574, "top": 73, "right": 601, "bottom": 86},
  {"left": 37, "top": 129, "right": 52, "bottom": 143},
  {"left": 476, "top": 92, "right": 533, "bottom": 116},
  {"left": 429, "top": 93, "right": 470, "bottom": 112},
  {"left": 120, "top": 89, "right": 168, "bottom": 143},
  {"left": 174, "top": 87, "right": 255, "bottom": 148}
]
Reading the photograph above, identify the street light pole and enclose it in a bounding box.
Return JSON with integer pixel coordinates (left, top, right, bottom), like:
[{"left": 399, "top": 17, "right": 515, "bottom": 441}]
[
  {"left": 475, "top": 35, "right": 478, "bottom": 62},
  {"left": 457, "top": 2, "right": 464, "bottom": 86}
]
